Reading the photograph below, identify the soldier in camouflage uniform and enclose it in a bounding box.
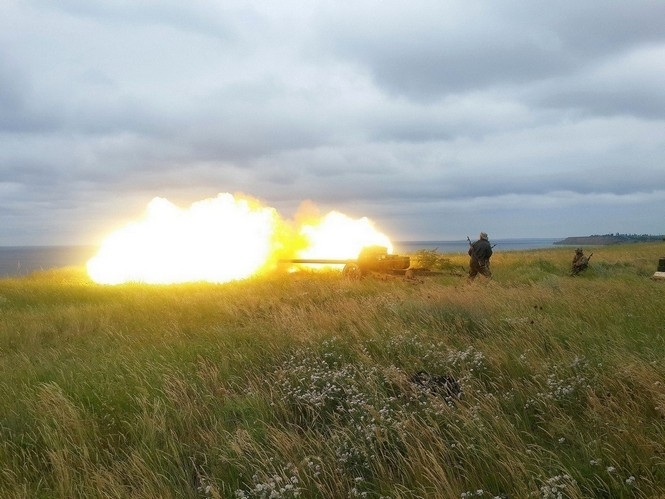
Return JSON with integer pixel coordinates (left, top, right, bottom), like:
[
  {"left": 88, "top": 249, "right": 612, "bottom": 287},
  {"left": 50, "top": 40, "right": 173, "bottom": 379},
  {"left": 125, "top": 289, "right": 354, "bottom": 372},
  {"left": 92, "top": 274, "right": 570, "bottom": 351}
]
[
  {"left": 468, "top": 232, "right": 493, "bottom": 280},
  {"left": 571, "top": 248, "right": 590, "bottom": 275}
]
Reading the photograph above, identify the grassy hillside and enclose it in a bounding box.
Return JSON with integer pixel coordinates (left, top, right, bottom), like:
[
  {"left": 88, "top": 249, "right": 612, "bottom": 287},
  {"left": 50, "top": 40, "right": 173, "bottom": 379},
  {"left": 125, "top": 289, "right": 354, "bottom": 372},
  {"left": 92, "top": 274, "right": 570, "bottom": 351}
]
[{"left": 0, "top": 243, "right": 664, "bottom": 498}]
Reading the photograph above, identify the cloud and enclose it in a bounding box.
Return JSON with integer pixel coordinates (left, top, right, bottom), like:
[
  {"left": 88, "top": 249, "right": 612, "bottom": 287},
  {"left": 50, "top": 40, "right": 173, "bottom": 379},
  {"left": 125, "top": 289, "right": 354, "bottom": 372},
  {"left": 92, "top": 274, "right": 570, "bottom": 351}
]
[
  {"left": 534, "top": 45, "right": 665, "bottom": 119},
  {"left": 0, "top": 0, "right": 664, "bottom": 245}
]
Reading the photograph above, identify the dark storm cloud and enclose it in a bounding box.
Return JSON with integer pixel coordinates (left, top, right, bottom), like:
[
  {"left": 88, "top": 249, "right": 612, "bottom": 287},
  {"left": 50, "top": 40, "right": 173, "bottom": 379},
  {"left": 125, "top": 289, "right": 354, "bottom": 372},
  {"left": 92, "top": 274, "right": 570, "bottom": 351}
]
[
  {"left": 533, "top": 45, "right": 665, "bottom": 119},
  {"left": 317, "top": 1, "right": 665, "bottom": 103},
  {"left": 333, "top": 34, "right": 565, "bottom": 99},
  {"left": 545, "top": 1, "right": 665, "bottom": 53},
  {"left": 0, "top": 55, "right": 23, "bottom": 120},
  {"left": 0, "top": 53, "right": 57, "bottom": 133}
]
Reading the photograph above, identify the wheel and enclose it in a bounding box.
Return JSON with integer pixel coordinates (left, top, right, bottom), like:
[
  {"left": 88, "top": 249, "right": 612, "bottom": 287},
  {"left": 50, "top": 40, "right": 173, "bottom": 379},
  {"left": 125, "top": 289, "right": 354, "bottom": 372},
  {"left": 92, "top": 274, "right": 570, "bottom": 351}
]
[{"left": 342, "top": 263, "right": 362, "bottom": 279}]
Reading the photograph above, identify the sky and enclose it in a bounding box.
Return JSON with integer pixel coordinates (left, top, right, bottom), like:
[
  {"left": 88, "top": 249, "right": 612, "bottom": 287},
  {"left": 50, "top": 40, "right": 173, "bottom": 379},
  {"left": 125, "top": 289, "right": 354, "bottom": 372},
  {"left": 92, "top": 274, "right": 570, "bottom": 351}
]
[{"left": 1, "top": 0, "right": 664, "bottom": 246}]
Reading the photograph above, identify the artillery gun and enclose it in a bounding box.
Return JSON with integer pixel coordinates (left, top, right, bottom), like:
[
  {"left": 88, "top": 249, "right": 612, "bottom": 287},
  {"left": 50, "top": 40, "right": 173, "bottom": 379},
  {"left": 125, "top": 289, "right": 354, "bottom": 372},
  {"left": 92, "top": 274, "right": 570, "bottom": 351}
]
[{"left": 283, "top": 245, "right": 411, "bottom": 278}]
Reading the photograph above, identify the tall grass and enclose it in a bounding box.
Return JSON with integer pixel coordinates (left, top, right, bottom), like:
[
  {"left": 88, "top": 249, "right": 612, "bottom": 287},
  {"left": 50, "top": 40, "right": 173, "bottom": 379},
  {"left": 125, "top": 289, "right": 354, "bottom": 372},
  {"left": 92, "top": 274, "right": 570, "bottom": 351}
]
[{"left": 0, "top": 243, "right": 664, "bottom": 498}]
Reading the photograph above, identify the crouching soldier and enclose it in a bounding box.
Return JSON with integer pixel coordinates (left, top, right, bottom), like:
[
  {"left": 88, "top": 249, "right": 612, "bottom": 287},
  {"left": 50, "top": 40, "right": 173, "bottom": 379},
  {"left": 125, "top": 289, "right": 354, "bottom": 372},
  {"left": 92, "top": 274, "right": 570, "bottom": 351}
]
[{"left": 571, "top": 248, "right": 592, "bottom": 275}]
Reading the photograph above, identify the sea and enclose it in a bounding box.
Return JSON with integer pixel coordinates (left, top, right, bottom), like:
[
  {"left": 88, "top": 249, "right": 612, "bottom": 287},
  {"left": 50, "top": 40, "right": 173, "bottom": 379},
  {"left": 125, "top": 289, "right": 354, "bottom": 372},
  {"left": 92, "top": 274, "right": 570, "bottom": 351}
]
[
  {"left": 0, "top": 238, "right": 565, "bottom": 278},
  {"left": 0, "top": 245, "right": 99, "bottom": 278},
  {"left": 393, "top": 238, "right": 563, "bottom": 255}
]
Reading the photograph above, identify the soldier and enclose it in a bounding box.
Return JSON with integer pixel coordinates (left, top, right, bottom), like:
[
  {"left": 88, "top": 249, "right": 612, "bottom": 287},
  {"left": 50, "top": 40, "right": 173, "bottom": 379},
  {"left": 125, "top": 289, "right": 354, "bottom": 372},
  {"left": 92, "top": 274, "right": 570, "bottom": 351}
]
[
  {"left": 468, "top": 232, "right": 493, "bottom": 280},
  {"left": 571, "top": 247, "right": 591, "bottom": 275}
]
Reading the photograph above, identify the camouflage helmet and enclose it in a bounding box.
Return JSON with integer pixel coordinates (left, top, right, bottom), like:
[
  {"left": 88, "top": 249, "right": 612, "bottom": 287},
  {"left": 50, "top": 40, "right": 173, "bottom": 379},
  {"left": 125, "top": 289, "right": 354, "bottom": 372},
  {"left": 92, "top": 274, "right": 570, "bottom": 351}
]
[
  {"left": 479, "top": 232, "right": 488, "bottom": 240},
  {"left": 575, "top": 247, "right": 583, "bottom": 254}
]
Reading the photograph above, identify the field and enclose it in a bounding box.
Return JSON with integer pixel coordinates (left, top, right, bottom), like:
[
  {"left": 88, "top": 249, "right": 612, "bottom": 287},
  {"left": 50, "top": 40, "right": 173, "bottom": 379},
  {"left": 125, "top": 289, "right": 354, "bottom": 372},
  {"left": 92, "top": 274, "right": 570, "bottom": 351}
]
[{"left": 0, "top": 243, "right": 664, "bottom": 498}]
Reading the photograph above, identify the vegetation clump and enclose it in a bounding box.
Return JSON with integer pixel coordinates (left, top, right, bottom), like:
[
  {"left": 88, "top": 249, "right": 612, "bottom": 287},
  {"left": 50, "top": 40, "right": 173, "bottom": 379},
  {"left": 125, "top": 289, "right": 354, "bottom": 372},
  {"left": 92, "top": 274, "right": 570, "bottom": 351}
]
[
  {"left": 411, "top": 248, "right": 461, "bottom": 273},
  {"left": 0, "top": 243, "right": 664, "bottom": 498}
]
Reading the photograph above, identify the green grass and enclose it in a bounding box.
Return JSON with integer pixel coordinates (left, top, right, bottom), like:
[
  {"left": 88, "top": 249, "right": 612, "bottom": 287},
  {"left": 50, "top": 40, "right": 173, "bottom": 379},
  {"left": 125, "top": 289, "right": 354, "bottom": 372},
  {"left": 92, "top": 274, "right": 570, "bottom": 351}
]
[{"left": 0, "top": 244, "right": 664, "bottom": 498}]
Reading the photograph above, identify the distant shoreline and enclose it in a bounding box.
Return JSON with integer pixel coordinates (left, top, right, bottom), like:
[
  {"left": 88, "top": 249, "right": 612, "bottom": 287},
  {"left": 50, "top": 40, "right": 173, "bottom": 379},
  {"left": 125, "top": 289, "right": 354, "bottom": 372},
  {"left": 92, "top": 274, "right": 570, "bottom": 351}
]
[{"left": 553, "top": 234, "right": 665, "bottom": 246}]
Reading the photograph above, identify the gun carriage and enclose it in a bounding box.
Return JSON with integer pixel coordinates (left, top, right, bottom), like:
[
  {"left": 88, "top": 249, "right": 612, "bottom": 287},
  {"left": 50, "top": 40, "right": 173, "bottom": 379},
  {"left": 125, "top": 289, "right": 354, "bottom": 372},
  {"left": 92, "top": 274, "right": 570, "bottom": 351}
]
[{"left": 283, "top": 245, "right": 411, "bottom": 278}]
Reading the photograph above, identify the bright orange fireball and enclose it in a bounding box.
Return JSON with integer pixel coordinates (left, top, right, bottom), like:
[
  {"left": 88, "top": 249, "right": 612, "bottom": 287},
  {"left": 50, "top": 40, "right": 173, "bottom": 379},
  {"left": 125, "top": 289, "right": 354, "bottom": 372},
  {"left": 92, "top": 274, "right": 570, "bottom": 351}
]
[{"left": 87, "top": 193, "right": 393, "bottom": 284}]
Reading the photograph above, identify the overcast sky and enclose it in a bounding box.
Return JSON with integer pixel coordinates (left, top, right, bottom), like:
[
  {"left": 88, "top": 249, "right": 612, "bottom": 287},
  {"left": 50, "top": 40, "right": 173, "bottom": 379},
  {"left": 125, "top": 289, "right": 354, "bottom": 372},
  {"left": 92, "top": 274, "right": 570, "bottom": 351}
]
[{"left": 2, "top": 0, "right": 664, "bottom": 246}]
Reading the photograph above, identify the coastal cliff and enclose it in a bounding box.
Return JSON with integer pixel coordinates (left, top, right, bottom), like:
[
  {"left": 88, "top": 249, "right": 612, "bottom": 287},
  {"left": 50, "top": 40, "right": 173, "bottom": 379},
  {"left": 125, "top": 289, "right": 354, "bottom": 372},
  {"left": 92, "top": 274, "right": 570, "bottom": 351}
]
[{"left": 554, "top": 234, "right": 664, "bottom": 245}]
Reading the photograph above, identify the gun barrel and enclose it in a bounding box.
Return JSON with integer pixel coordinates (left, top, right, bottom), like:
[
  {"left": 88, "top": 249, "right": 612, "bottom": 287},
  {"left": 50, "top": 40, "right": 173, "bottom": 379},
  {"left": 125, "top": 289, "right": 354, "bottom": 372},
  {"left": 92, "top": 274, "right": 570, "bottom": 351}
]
[
  {"left": 280, "top": 246, "right": 410, "bottom": 275},
  {"left": 281, "top": 259, "right": 352, "bottom": 265}
]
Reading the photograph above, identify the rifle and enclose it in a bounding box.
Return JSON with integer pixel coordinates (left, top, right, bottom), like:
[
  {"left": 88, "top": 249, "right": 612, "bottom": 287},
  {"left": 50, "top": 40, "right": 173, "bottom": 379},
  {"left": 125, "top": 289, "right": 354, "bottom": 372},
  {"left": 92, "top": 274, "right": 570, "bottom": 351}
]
[{"left": 467, "top": 236, "right": 476, "bottom": 257}]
